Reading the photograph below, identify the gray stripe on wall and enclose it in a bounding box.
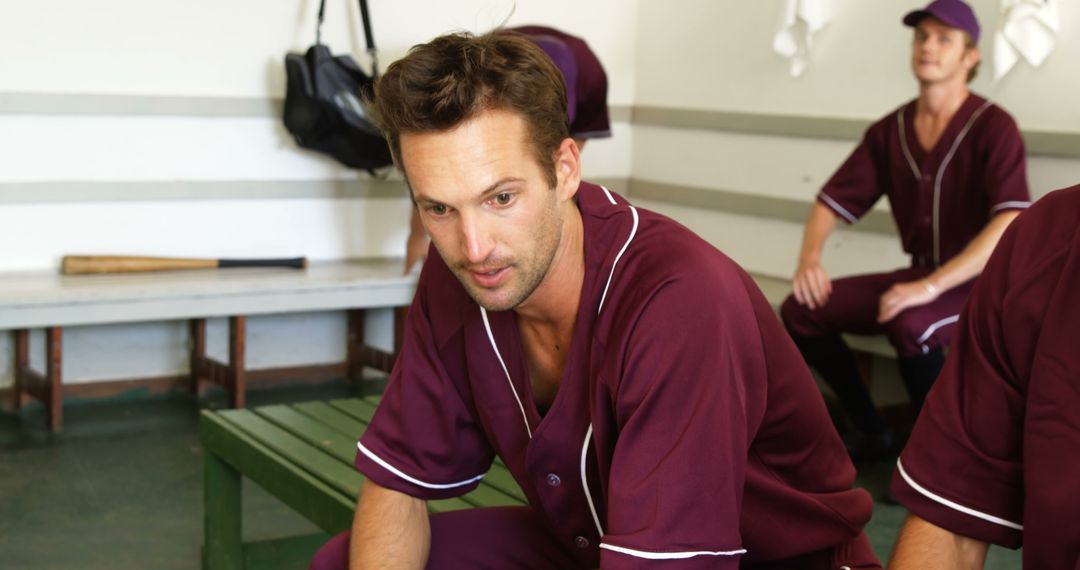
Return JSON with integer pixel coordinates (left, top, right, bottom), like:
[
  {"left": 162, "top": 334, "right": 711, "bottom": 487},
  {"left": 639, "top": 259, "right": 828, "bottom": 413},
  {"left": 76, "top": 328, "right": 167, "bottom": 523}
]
[
  {"left": 0, "top": 178, "right": 630, "bottom": 207},
  {"left": 1, "top": 92, "right": 1072, "bottom": 157},
  {"left": 632, "top": 106, "right": 1080, "bottom": 159},
  {"left": 0, "top": 177, "right": 630, "bottom": 204},
  {"left": 0, "top": 92, "right": 282, "bottom": 117},
  {"left": 0, "top": 92, "right": 635, "bottom": 123},
  {"left": 629, "top": 178, "right": 898, "bottom": 236},
  {"left": 633, "top": 106, "right": 867, "bottom": 141},
  {"left": 0, "top": 179, "right": 410, "bottom": 203},
  {"left": 607, "top": 105, "right": 632, "bottom": 123}
]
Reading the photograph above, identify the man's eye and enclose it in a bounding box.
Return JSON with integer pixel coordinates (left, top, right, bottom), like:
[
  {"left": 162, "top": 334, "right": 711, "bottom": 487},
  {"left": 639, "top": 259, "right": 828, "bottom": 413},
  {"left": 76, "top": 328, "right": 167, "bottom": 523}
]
[
  {"left": 429, "top": 204, "right": 448, "bottom": 215},
  {"left": 494, "top": 193, "right": 512, "bottom": 205}
]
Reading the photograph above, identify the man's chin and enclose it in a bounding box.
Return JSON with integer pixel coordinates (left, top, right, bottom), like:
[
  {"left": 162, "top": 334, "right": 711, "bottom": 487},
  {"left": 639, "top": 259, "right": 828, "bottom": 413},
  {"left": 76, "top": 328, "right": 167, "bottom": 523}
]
[
  {"left": 470, "top": 291, "right": 521, "bottom": 312},
  {"left": 457, "top": 280, "right": 520, "bottom": 312}
]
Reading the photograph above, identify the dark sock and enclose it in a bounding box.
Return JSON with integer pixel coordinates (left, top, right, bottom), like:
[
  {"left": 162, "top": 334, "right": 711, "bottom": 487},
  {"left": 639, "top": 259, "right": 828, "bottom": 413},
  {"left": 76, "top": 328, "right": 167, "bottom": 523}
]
[
  {"left": 790, "top": 333, "right": 886, "bottom": 435},
  {"left": 899, "top": 348, "right": 946, "bottom": 415}
]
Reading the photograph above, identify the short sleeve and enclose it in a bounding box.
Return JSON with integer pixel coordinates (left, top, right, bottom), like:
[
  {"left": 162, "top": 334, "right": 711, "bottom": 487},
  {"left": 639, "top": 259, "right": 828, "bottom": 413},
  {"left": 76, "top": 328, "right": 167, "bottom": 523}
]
[
  {"left": 355, "top": 265, "right": 495, "bottom": 500},
  {"left": 980, "top": 109, "right": 1031, "bottom": 215},
  {"left": 598, "top": 276, "right": 763, "bottom": 569},
  {"left": 891, "top": 222, "right": 1027, "bottom": 548},
  {"left": 818, "top": 128, "right": 886, "bottom": 224}
]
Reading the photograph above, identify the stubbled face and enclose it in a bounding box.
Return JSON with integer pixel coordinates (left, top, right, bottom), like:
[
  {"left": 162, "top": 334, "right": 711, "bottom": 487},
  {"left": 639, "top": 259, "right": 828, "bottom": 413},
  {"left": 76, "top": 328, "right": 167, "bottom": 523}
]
[
  {"left": 401, "top": 109, "right": 571, "bottom": 312},
  {"left": 911, "top": 17, "right": 978, "bottom": 85}
]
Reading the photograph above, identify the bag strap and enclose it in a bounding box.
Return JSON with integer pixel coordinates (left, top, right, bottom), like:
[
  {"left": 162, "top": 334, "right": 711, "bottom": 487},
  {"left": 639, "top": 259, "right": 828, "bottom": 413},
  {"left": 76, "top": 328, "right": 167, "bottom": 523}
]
[
  {"left": 316, "top": 0, "right": 327, "bottom": 45},
  {"left": 358, "top": 0, "right": 379, "bottom": 76},
  {"left": 314, "top": 0, "right": 380, "bottom": 76}
]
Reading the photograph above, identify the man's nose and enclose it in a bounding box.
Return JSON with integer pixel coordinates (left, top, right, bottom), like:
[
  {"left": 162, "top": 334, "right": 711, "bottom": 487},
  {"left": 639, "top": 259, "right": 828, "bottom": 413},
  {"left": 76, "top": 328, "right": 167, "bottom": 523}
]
[{"left": 460, "top": 213, "right": 495, "bottom": 265}]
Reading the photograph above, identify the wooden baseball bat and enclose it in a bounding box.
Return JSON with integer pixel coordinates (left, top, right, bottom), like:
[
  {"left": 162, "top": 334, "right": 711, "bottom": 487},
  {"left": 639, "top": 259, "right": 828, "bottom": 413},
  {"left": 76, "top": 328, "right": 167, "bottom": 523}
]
[{"left": 61, "top": 255, "right": 308, "bottom": 275}]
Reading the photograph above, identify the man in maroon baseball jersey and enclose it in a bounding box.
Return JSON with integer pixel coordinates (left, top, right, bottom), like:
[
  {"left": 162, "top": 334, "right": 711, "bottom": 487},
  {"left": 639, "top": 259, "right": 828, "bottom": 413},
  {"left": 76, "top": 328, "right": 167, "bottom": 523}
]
[
  {"left": 780, "top": 0, "right": 1030, "bottom": 459},
  {"left": 404, "top": 24, "right": 611, "bottom": 273},
  {"left": 888, "top": 184, "right": 1080, "bottom": 569},
  {"left": 310, "top": 31, "right": 878, "bottom": 569}
]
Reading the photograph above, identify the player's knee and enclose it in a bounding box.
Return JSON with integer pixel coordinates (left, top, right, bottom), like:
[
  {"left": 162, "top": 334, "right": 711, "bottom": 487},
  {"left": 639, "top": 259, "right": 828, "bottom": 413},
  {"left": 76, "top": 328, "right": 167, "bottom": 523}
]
[
  {"left": 780, "top": 294, "right": 818, "bottom": 337},
  {"left": 309, "top": 531, "right": 350, "bottom": 570},
  {"left": 885, "top": 313, "right": 935, "bottom": 358}
]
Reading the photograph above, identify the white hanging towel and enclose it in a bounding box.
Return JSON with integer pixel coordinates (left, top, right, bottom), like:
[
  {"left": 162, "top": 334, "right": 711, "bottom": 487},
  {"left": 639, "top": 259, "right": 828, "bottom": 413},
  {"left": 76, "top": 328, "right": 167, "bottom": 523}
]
[
  {"left": 773, "top": 0, "right": 834, "bottom": 77},
  {"left": 993, "top": 0, "right": 1060, "bottom": 81}
]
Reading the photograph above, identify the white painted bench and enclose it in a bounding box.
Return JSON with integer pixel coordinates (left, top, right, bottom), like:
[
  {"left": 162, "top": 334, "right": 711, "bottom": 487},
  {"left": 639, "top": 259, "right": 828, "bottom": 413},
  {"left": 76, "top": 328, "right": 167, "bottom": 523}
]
[{"left": 0, "top": 258, "right": 417, "bottom": 431}]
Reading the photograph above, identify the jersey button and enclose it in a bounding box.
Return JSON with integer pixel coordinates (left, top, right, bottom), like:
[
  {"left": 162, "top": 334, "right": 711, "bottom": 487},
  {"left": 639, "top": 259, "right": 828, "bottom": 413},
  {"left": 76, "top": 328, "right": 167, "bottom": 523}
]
[
  {"left": 546, "top": 473, "right": 561, "bottom": 487},
  {"left": 574, "top": 536, "right": 590, "bottom": 549}
]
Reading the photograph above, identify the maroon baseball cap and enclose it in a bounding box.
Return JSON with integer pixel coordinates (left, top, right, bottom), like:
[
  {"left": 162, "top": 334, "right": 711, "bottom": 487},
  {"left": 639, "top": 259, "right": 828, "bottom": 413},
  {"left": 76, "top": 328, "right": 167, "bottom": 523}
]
[{"left": 903, "top": 0, "right": 981, "bottom": 43}]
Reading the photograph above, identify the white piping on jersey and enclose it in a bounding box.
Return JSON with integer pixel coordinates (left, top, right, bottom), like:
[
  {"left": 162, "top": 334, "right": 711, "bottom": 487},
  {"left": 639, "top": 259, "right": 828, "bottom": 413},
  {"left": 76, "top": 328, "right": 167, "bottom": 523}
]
[
  {"left": 897, "top": 107, "right": 922, "bottom": 181},
  {"left": 480, "top": 307, "right": 533, "bottom": 439},
  {"left": 917, "top": 315, "right": 960, "bottom": 344},
  {"left": 917, "top": 314, "right": 959, "bottom": 354},
  {"left": 990, "top": 200, "right": 1031, "bottom": 214},
  {"left": 933, "top": 100, "right": 994, "bottom": 266},
  {"left": 356, "top": 442, "right": 487, "bottom": 489},
  {"left": 917, "top": 314, "right": 959, "bottom": 346},
  {"left": 599, "top": 543, "right": 747, "bottom": 560},
  {"left": 581, "top": 424, "right": 605, "bottom": 537},
  {"left": 896, "top": 458, "right": 1024, "bottom": 531},
  {"left": 819, "top": 193, "right": 858, "bottom": 224},
  {"left": 598, "top": 204, "right": 639, "bottom": 314},
  {"left": 599, "top": 184, "right": 618, "bottom": 205}
]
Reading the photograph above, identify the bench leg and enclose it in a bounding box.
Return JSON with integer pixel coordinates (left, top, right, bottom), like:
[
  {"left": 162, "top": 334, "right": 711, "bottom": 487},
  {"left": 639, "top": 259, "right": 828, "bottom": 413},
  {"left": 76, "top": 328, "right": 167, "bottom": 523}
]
[
  {"left": 228, "top": 316, "right": 246, "bottom": 409},
  {"left": 346, "top": 309, "right": 367, "bottom": 382},
  {"left": 190, "top": 319, "right": 207, "bottom": 396},
  {"left": 855, "top": 352, "right": 874, "bottom": 388},
  {"left": 46, "top": 327, "right": 63, "bottom": 432},
  {"left": 204, "top": 451, "right": 243, "bottom": 570},
  {"left": 13, "top": 329, "right": 28, "bottom": 411}
]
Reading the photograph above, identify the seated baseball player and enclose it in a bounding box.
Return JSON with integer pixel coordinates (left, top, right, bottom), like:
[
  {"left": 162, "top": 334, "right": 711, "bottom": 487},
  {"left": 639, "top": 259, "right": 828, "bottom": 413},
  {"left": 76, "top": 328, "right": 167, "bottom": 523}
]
[
  {"left": 310, "top": 31, "right": 880, "bottom": 569},
  {"left": 404, "top": 24, "right": 610, "bottom": 273},
  {"left": 889, "top": 184, "right": 1080, "bottom": 569},
  {"left": 780, "top": 0, "right": 1030, "bottom": 460}
]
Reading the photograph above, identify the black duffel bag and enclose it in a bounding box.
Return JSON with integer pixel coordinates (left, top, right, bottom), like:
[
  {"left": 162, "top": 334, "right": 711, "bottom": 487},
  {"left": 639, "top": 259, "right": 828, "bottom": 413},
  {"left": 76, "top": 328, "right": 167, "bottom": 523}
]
[{"left": 283, "top": 0, "right": 393, "bottom": 173}]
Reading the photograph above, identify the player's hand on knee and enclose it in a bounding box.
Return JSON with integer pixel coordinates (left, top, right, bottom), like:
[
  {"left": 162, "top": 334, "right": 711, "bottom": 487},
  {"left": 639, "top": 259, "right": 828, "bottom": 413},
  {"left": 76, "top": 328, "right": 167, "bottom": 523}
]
[
  {"left": 792, "top": 262, "right": 832, "bottom": 310},
  {"left": 877, "top": 279, "right": 939, "bottom": 323}
]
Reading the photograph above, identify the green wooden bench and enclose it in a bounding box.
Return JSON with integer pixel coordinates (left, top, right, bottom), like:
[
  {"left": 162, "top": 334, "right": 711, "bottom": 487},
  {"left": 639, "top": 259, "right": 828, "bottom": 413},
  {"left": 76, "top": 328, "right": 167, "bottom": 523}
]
[{"left": 198, "top": 395, "right": 528, "bottom": 570}]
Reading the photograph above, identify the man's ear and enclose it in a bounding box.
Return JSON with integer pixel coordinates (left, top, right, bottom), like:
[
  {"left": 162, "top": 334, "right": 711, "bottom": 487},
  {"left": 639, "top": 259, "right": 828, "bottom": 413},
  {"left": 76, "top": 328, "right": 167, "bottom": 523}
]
[
  {"left": 553, "top": 137, "right": 582, "bottom": 202},
  {"left": 964, "top": 45, "right": 981, "bottom": 71}
]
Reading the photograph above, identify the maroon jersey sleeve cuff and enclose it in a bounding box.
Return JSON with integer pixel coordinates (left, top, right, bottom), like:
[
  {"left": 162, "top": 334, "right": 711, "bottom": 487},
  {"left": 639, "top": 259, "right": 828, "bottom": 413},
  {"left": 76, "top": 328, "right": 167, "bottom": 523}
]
[
  {"left": 989, "top": 200, "right": 1031, "bottom": 214},
  {"left": 354, "top": 437, "right": 487, "bottom": 501},
  {"left": 980, "top": 107, "right": 1031, "bottom": 213},
  {"left": 817, "top": 192, "right": 860, "bottom": 224},
  {"left": 349, "top": 259, "right": 496, "bottom": 501},
  {"left": 599, "top": 543, "right": 743, "bottom": 569},
  {"left": 891, "top": 458, "right": 1023, "bottom": 548}
]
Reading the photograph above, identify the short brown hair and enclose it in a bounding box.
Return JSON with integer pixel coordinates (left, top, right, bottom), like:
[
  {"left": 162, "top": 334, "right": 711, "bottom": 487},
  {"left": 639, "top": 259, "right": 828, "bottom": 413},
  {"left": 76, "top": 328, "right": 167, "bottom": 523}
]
[{"left": 372, "top": 31, "right": 569, "bottom": 188}]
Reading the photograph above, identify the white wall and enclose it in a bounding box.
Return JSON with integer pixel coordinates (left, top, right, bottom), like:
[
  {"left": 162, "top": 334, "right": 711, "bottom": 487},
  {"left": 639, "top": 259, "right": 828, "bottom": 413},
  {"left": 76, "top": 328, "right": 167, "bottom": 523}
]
[
  {"left": 0, "top": 0, "right": 639, "bottom": 104},
  {"left": 0, "top": 0, "right": 639, "bottom": 388},
  {"left": 634, "top": 0, "right": 1080, "bottom": 130},
  {"left": 630, "top": 0, "right": 1080, "bottom": 280},
  {"left": 2, "top": 0, "right": 1075, "bottom": 391}
]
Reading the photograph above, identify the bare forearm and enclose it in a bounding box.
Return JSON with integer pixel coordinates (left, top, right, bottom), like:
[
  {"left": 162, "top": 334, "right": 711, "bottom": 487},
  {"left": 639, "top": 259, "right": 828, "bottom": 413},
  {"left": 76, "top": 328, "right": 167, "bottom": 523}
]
[
  {"left": 926, "top": 211, "right": 1019, "bottom": 292},
  {"left": 889, "top": 514, "right": 988, "bottom": 570},
  {"left": 799, "top": 202, "right": 838, "bottom": 264},
  {"left": 350, "top": 481, "right": 430, "bottom": 569}
]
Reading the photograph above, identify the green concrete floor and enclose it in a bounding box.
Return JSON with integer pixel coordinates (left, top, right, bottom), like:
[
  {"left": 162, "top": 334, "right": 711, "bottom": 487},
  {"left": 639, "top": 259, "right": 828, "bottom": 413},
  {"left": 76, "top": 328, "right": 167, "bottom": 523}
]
[{"left": 0, "top": 382, "right": 1022, "bottom": 569}]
